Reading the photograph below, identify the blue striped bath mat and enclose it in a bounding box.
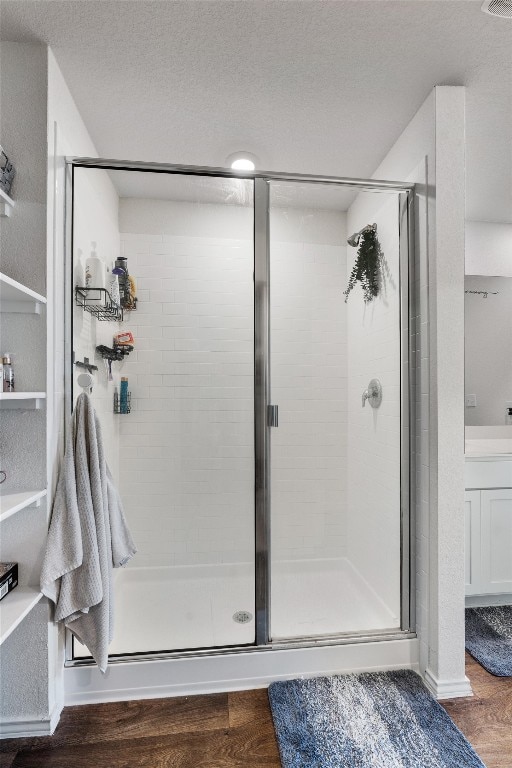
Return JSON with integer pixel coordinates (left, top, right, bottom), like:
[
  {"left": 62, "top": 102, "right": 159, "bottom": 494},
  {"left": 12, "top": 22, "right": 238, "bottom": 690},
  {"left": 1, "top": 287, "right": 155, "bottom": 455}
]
[
  {"left": 466, "top": 605, "right": 512, "bottom": 676},
  {"left": 268, "top": 669, "right": 484, "bottom": 767}
]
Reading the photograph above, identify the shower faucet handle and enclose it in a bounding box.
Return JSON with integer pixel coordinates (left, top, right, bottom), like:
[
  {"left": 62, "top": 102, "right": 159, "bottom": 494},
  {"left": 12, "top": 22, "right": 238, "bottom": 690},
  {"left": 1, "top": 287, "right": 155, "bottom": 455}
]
[{"left": 362, "top": 389, "right": 369, "bottom": 407}]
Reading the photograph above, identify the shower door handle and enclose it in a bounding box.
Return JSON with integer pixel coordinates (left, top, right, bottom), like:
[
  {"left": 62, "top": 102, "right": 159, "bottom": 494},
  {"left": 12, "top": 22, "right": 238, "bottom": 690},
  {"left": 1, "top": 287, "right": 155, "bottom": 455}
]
[{"left": 267, "top": 404, "right": 279, "bottom": 427}]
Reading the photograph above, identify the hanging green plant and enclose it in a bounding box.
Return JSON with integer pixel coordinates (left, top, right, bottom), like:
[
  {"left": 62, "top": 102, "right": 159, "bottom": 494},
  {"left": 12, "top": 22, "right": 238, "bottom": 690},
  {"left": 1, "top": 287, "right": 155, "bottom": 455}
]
[{"left": 344, "top": 225, "right": 381, "bottom": 303}]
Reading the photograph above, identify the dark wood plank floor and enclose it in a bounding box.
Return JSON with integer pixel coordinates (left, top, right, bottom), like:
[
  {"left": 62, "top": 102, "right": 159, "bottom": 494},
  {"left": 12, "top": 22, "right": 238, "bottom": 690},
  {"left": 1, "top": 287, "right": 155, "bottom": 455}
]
[
  {"left": 441, "top": 654, "right": 512, "bottom": 767},
  {"left": 1, "top": 654, "right": 510, "bottom": 767},
  {"left": 0, "top": 690, "right": 281, "bottom": 768}
]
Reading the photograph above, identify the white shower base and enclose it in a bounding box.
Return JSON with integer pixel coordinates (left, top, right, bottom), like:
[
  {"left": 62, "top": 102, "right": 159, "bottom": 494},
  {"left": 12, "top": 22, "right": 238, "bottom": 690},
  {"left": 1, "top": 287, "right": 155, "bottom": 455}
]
[
  {"left": 67, "top": 560, "right": 415, "bottom": 707},
  {"left": 74, "top": 563, "right": 255, "bottom": 657},
  {"left": 271, "top": 557, "right": 400, "bottom": 639},
  {"left": 74, "top": 557, "right": 399, "bottom": 659}
]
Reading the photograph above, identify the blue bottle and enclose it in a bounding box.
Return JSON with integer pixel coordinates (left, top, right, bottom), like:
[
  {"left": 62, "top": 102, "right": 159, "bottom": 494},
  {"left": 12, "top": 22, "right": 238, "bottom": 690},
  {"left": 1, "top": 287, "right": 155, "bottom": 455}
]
[{"left": 120, "top": 377, "right": 129, "bottom": 414}]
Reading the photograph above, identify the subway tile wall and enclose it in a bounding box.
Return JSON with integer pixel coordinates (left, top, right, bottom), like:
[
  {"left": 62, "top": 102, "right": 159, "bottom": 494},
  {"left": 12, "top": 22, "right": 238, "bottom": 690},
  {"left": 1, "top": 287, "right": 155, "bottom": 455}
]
[
  {"left": 346, "top": 192, "right": 402, "bottom": 620},
  {"left": 73, "top": 168, "right": 121, "bottom": 482},
  {"left": 270, "top": 241, "right": 348, "bottom": 562},
  {"left": 118, "top": 212, "right": 347, "bottom": 569},
  {"left": 118, "top": 233, "right": 255, "bottom": 569}
]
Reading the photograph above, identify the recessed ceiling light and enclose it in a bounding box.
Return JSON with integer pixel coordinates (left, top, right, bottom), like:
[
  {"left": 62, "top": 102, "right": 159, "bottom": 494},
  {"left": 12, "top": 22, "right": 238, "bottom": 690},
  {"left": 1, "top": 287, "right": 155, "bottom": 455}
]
[
  {"left": 232, "top": 158, "right": 255, "bottom": 171},
  {"left": 226, "top": 152, "right": 258, "bottom": 172}
]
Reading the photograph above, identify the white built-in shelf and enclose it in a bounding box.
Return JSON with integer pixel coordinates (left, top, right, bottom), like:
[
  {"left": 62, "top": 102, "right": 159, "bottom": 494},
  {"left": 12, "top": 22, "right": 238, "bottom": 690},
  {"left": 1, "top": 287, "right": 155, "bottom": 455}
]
[
  {"left": 0, "top": 188, "right": 15, "bottom": 218},
  {"left": 0, "top": 489, "right": 47, "bottom": 523},
  {"left": 0, "top": 272, "right": 47, "bottom": 314},
  {"left": 0, "top": 587, "right": 43, "bottom": 646},
  {"left": 0, "top": 392, "right": 46, "bottom": 410}
]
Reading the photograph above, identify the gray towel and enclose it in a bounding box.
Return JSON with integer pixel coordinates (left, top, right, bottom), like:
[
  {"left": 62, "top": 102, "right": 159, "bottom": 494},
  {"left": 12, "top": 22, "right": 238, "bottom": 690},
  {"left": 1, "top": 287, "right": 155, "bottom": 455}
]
[{"left": 41, "top": 393, "right": 136, "bottom": 672}]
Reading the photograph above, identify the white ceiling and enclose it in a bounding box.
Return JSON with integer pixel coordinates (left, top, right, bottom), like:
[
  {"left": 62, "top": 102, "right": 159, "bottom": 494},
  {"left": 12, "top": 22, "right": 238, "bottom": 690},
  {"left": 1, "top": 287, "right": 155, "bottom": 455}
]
[{"left": 2, "top": 1, "right": 511, "bottom": 223}]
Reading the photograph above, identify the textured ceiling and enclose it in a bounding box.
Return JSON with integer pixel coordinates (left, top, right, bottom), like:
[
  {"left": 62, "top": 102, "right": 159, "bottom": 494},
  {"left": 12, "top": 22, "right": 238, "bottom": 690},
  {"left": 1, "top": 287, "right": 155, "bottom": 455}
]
[{"left": 1, "top": 0, "right": 511, "bottom": 223}]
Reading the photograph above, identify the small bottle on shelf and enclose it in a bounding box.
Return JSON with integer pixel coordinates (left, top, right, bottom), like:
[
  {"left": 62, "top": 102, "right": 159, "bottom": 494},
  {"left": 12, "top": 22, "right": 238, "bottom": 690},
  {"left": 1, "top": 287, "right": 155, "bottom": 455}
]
[
  {"left": 109, "top": 263, "right": 121, "bottom": 306},
  {"left": 120, "top": 377, "right": 129, "bottom": 414},
  {"left": 2, "top": 353, "right": 14, "bottom": 393},
  {"left": 85, "top": 241, "right": 106, "bottom": 304}
]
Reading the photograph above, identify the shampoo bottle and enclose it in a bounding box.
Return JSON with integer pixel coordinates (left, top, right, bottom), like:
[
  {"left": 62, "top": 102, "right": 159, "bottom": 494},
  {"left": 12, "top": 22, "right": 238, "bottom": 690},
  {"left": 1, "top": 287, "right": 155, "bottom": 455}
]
[
  {"left": 120, "top": 377, "right": 129, "bottom": 414},
  {"left": 85, "top": 241, "right": 106, "bottom": 303},
  {"left": 114, "top": 257, "right": 129, "bottom": 309},
  {"left": 109, "top": 264, "right": 121, "bottom": 306}
]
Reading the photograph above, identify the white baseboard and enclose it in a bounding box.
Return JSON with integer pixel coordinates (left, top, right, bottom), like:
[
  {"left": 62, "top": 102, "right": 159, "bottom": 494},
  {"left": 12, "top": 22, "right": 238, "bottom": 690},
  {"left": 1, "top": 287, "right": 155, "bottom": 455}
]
[
  {"left": 465, "top": 593, "right": 512, "bottom": 608},
  {"left": 0, "top": 700, "right": 63, "bottom": 740},
  {"left": 424, "top": 668, "right": 473, "bottom": 700},
  {"left": 65, "top": 638, "right": 419, "bottom": 706}
]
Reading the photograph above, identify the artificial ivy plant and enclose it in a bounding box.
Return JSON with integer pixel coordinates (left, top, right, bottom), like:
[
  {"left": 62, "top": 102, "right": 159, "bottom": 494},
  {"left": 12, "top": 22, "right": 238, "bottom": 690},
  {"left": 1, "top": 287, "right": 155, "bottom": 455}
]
[{"left": 343, "top": 225, "right": 381, "bottom": 303}]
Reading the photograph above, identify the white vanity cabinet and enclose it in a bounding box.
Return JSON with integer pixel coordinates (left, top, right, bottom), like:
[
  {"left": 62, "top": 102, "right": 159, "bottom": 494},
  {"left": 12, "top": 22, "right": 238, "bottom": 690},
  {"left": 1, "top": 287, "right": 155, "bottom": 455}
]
[{"left": 465, "top": 456, "right": 512, "bottom": 600}]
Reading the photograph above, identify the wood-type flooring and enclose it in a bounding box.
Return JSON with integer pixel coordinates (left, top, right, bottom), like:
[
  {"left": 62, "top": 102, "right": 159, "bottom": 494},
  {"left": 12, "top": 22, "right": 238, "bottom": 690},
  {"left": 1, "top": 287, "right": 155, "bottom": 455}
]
[{"left": 1, "top": 654, "right": 510, "bottom": 767}]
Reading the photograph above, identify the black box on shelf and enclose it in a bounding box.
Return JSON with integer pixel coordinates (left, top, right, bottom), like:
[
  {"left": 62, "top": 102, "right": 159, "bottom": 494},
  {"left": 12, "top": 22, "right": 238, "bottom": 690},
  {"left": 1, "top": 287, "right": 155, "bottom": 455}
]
[{"left": 0, "top": 562, "right": 18, "bottom": 601}]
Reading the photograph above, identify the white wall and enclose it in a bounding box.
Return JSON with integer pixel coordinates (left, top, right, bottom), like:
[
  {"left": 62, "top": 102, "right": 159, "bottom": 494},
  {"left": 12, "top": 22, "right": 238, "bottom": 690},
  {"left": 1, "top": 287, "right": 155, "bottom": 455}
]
[
  {"left": 429, "top": 88, "right": 466, "bottom": 697},
  {"left": 466, "top": 221, "right": 512, "bottom": 277},
  {"left": 0, "top": 41, "right": 47, "bottom": 499},
  {"left": 465, "top": 275, "right": 512, "bottom": 426},
  {"left": 270, "top": 209, "right": 348, "bottom": 563},
  {"left": 465, "top": 221, "right": 512, "bottom": 428},
  {"left": 117, "top": 197, "right": 347, "bottom": 570},
  {"left": 45, "top": 46, "right": 121, "bottom": 730},
  {"left": 119, "top": 198, "right": 346, "bottom": 246},
  {"left": 271, "top": 208, "right": 348, "bottom": 247},
  {"left": 72, "top": 168, "right": 121, "bottom": 480},
  {"left": 369, "top": 87, "right": 468, "bottom": 699},
  {"left": 0, "top": 45, "right": 47, "bottom": 294},
  {"left": 118, "top": 199, "right": 255, "bottom": 569},
  {"left": 120, "top": 198, "right": 252, "bottom": 240},
  {"left": 346, "top": 192, "right": 401, "bottom": 619},
  {"left": 0, "top": 41, "right": 51, "bottom": 731}
]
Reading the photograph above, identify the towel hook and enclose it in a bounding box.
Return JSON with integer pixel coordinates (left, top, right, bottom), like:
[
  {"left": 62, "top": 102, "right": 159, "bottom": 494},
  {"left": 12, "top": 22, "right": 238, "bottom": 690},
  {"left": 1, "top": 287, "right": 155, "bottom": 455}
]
[{"left": 74, "top": 356, "right": 98, "bottom": 374}]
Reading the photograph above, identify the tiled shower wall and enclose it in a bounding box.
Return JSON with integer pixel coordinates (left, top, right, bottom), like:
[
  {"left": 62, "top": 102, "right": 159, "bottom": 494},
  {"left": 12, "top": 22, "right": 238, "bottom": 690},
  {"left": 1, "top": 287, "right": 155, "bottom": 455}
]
[
  {"left": 117, "top": 199, "right": 347, "bottom": 569},
  {"left": 73, "top": 168, "right": 121, "bottom": 482},
  {"left": 346, "top": 192, "right": 401, "bottom": 619},
  {"left": 270, "top": 236, "right": 348, "bottom": 562},
  {"left": 117, "top": 227, "right": 255, "bottom": 569}
]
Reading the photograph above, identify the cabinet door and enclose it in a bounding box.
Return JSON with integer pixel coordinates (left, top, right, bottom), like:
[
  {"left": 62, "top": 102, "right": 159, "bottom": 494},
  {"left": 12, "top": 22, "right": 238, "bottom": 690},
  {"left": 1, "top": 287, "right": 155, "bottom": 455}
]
[
  {"left": 481, "top": 489, "right": 512, "bottom": 594},
  {"left": 465, "top": 491, "right": 481, "bottom": 595}
]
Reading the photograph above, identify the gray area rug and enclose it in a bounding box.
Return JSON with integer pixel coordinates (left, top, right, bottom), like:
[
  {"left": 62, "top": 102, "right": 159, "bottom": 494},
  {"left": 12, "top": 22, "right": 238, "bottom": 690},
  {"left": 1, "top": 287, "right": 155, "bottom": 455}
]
[
  {"left": 268, "top": 669, "right": 485, "bottom": 767},
  {"left": 465, "top": 605, "right": 512, "bottom": 676}
]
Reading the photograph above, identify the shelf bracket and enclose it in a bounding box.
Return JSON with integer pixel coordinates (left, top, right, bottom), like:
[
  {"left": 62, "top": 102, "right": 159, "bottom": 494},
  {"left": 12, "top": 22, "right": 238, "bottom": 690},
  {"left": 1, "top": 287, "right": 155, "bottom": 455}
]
[
  {"left": 0, "top": 398, "right": 44, "bottom": 410},
  {"left": 74, "top": 356, "right": 98, "bottom": 374},
  {"left": 0, "top": 201, "right": 13, "bottom": 218},
  {"left": 0, "top": 300, "right": 42, "bottom": 315},
  {"left": 0, "top": 189, "right": 15, "bottom": 218}
]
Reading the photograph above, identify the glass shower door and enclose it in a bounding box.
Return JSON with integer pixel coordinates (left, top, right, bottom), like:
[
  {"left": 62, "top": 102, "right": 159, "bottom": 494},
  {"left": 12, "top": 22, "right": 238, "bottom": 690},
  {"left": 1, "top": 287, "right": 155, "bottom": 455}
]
[
  {"left": 71, "top": 166, "right": 256, "bottom": 658},
  {"left": 69, "top": 161, "right": 412, "bottom": 663},
  {"left": 268, "top": 180, "right": 405, "bottom": 641}
]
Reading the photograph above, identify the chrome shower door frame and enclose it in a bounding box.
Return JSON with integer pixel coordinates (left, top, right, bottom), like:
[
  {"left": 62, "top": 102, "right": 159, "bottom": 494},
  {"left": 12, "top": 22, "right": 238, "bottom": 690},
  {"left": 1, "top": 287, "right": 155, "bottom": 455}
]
[{"left": 65, "top": 158, "right": 415, "bottom": 666}]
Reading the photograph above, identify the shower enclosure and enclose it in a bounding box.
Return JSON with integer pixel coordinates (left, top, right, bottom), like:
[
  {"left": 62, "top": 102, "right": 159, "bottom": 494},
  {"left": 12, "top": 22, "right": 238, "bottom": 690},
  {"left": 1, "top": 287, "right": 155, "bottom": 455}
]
[{"left": 66, "top": 160, "right": 414, "bottom": 664}]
